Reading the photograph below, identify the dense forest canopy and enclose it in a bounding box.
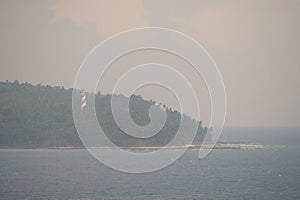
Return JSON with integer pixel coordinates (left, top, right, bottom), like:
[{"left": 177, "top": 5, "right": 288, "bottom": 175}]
[{"left": 0, "top": 81, "right": 209, "bottom": 148}]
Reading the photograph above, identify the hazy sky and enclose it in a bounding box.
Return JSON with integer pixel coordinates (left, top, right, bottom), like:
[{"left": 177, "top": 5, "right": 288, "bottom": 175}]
[{"left": 0, "top": 0, "right": 299, "bottom": 127}]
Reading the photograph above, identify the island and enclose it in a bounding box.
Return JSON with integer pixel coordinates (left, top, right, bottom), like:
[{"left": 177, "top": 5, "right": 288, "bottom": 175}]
[{"left": 0, "top": 81, "right": 264, "bottom": 150}]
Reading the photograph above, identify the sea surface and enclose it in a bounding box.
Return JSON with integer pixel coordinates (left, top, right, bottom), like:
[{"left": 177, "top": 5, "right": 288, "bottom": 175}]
[{"left": 0, "top": 127, "right": 299, "bottom": 200}]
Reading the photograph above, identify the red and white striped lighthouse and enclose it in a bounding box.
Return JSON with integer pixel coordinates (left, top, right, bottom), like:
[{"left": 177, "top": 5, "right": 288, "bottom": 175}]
[{"left": 81, "top": 90, "right": 87, "bottom": 109}]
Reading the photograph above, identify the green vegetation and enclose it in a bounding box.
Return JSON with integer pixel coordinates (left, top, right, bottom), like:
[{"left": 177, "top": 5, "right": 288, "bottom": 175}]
[{"left": 0, "top": 81, "right": 208, "bottom": 148}]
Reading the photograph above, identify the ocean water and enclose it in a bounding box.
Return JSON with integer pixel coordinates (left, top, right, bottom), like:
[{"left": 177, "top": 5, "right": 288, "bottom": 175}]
[{"left": 0, "top": 128, "right": 299, "bottom": 200}]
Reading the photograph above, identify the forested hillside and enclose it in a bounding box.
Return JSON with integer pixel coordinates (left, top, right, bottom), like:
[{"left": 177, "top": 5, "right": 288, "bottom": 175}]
[{"left": 0, "top": 81, "right": 208, "bottom": 148}]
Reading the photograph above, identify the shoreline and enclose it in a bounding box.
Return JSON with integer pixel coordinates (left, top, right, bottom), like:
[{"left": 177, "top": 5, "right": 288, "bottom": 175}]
[{"left": 0, "top": 143, "right": 265, "bottom": 150}]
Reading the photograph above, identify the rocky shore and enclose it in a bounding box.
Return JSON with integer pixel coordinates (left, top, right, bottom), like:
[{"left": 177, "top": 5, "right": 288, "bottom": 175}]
[{"left": 55, "top": 143, "right": 265, "bottom": 150}]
